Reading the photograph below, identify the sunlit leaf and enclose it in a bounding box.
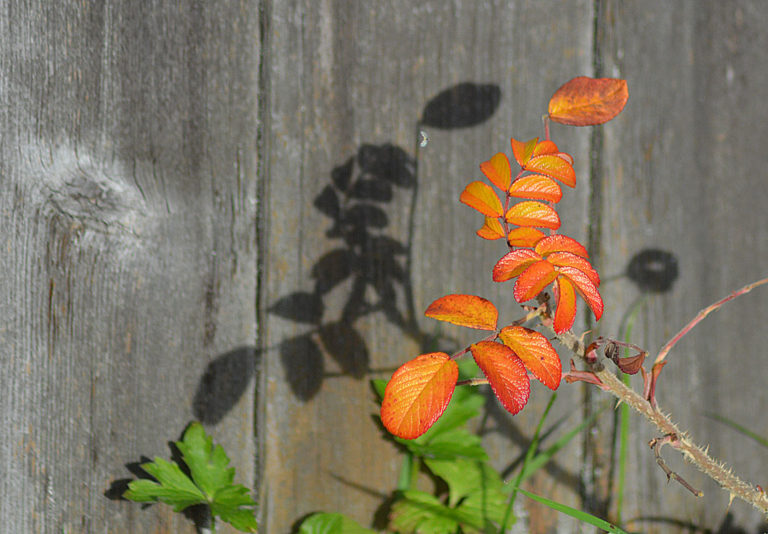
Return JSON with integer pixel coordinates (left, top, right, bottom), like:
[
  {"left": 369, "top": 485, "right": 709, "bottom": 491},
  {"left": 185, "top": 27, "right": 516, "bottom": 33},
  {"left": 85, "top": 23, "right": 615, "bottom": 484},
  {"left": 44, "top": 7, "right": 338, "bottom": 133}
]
[
  {"left": 548, "top": 76, "right": 629, "bottom": 126},
  {"left": 514, "top": 260, "right": 558, "bottom": 302},
  {"left": 507, "top": 227, "right": 547, "bottom": 248},
  {"left": 533, "top": 140, "right": 559, "bottom": 157},
  {"left": 548, "top": 252, "right": 600, "bottom": 286},
  {"left": 425, "top": 294, "right": 498, "bottom": 331},
  {"left": 558, "top": 266, "right": 604, "bottom": 321},
  {"left": 470, "top": 341, "right": 530, "bottom": 415},
  {"left": 499, "top": 326, "right": 561, "bottom": 390},
  {"left": 476, "top": 216, "right": 505, "bottom": 240},
  {"left": 555, "top": 152, "right": 574, "bottom": 165},
  {"left": 505, "top": 201, "right": 560, "bottom": 230},
  {"left": 509, "top": 174, "right": 562, "bottom": 203},
  {"left": 524, "top": 155, "right": 576, "bottom": 187},
  {"left": 460, "top": 181, "right": 504, "bottom": 217},
  {"left": 511, "top": 137, "right": 538, "bottom": 167},
  {"left": 534, "top": 234, "right": 589, "bottom": 258},
  {"left": 553, "top": 276, "right": 577, "bottom": 334},
  {"left": 492, "top": 249, "right": 542, "bottom": 282},
  {"left": 381, "top": 353, "right": 459, "bottom": 439},
  {"left": 480, "top": 153, "right": 512, "bottom": 191}
]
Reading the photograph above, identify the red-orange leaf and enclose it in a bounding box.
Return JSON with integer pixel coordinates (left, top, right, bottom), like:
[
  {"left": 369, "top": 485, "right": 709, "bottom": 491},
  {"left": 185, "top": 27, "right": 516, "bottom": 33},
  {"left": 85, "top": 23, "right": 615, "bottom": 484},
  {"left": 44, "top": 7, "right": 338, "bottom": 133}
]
[
  {"left": 533, "top": 140, "right": 559, "bottom": 157},
  {"left": 558, "top": 266, "right": 604, "bottom": 321},
  {"left": 507, "top": 227, "right": 547, "bottom": 248},
  {"left": 524, "top": 155, "right": 576, "bottom": 187},
  {"left": 553, "top": 276, "right": 577, "bottom": 334},
  {"left": 505, "top": 201, "right": 560, "bottom": 230},
  {"left": 548, "top": 252, "right": 600, "bottom": 286},
  {"left": 534, "top": 234, "right": 589, "bottom": 258},
  {"left": 480, "top": 153, "right": 512, "bottom": 191},
  {"left": 425, "top": 294, "right": 498, "bottom": 331},
  {"left": 470, "top": 341, "right": 530, "bottom": 415},
  {"left": 381, "top": 353, "right": 459, "bottom": 439},
  {"left": 499, "top": 326, "right": 561, "bottom": 390},
  {"left": 476, "top": 216, "right": 505, "bottom": 240},
  {"left": 511, "top": 137, "right": 538, "bottom": 167},
  {"left": 460, "top": 181, "right": 503, "bottom": 217},
  {"left": 509, "top": 174, "right": 562, "bottom": 203},
  {"left": 493, "top": 249, "right": 542, "bottom": 282},
  {"left": 514, "top": 260, "right": 559, "bottom": 302},
  {"left": 548, "top": 76, "right": 629, "bottom": 126}
]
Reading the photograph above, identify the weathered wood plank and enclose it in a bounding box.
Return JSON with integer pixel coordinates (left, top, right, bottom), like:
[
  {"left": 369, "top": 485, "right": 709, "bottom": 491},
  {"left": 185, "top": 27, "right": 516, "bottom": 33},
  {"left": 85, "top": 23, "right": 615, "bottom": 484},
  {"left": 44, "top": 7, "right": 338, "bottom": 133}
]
[
  {"left": 260, "top": 1, "right": 596, "bottom": 531},
  {"left": 0, "top": 2, "right": 258, "bottom": 532},
  {"left": 596, "top": 2, "right": 768, "bottom": 532}
]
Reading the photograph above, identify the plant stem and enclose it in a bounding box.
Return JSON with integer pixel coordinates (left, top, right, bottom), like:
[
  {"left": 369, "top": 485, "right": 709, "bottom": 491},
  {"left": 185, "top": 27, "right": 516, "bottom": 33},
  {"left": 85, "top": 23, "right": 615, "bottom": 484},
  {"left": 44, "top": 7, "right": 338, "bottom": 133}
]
[{"left": 551, "top": 324, "right": 768, "bottom": 514}]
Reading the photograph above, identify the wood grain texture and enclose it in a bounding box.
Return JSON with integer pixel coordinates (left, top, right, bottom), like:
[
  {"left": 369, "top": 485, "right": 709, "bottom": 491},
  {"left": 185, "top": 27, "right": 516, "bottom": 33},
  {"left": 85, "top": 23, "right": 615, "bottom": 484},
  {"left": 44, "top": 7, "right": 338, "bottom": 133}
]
[
  {"left": 595, "top": 2, "right": 768, "bottom": 532},
  {"left": 260, "top": 1, "right": 595, "bottom": 531},
  {"left": 0, "top": 2, "right": 258, "bottom": 532}
]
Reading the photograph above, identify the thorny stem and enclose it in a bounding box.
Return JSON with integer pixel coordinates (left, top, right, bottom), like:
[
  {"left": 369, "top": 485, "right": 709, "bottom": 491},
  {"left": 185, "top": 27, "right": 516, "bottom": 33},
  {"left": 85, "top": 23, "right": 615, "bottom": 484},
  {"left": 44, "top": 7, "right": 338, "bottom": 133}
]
[{"left": 547, "top": 320, "right": 768, "bottom": 515}]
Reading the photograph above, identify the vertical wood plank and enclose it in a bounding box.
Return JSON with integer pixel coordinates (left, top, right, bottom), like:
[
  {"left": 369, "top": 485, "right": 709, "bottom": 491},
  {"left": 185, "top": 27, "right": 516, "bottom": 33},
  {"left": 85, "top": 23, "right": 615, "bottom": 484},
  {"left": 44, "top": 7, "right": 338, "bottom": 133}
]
[
  {"left": 0, "top": 2, "right": 259, "bottom": 532},
  {"left": 260, "top": 1, "right": 596, "bottom": 531},
  {"left": 596, "top": 2, "right": 768, "bottom": 532}
]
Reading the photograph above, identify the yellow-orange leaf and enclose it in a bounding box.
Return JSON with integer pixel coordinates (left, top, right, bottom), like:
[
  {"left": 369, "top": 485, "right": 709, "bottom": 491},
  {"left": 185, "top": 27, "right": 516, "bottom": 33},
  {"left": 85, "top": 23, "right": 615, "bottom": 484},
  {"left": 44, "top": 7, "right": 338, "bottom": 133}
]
[
  {"left": 553, "top": 276, "right": 577, "bottom": 334},
  {"left": 470, "top": 341, "right": 530, "bottom": 415},
  {"left": 511, "top": 137, "right": 538, "bottom": 168},
  {"left": 493, "top": 249, "right": 542, "bottom": 282},
  {"left": 524, "top": 155, "right": 576, "bottom": 187},
  {"left": 505, "top": 201, "right": 560, "bottom": 230},
  {"left": 558, "top": 265, "right": 604, "bottom": 321},
  {"left": 514, "top": 260, "right": 559, "bottom": 302},
  {"left": 507, "top": 227, "right": 546, "bottom": 248},
  {"left": 460, "top": 181, "right": 503, "bottom": 217},
  {"left": 548, "top": 252, "right": 600, "bottom": 286},
  {"left": 509, "top": 174, "right": 562, "bottom": 203},
  {"left": 480, "top": 153, "right": 512, "bottom": 191},
  {"left": 476, "top": 216, "right": 505, "bottom": 240},
  {"left": 533, "top": 140, "right": 559, "bottom": 156},
  {"left": 425, "top": 294, "right": 498, "bottom": 331},
  {"left": 499, "top": 326, "right": 561, "bottom": 390},
  {"left": 534, "top": 234, "right": 589, "bottom": 258},
  {"left": 381, "top": 353, "right": 458, "bottom": 439},
  {"left": 556, "top": 152, "right": 574, "bottom": 166},
  {"left": 548, "top": 76, "right": 629, "bottom": 126}
]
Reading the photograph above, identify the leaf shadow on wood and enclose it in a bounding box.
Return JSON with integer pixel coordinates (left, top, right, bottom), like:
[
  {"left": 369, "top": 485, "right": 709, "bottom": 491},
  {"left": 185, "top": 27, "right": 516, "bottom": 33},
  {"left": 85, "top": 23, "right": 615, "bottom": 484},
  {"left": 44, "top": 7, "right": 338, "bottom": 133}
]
[
  {"left": 269, "top": 82, "right": 501, "bottom": 402},
  {"left": 192, "top": 346, "right": 258, "bottom": 425}
]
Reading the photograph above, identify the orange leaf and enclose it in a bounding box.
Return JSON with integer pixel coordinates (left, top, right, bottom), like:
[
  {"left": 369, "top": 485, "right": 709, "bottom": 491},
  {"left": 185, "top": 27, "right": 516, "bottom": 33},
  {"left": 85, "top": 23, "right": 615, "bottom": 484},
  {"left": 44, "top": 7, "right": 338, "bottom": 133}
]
[
  {"left": 493, "top": 249, "right": 542, "bottom": 282},
  {"left": 533, "top": 140, "right": 559, "bottom": 156},
  {"left": 507, "top": 227, "right": 547, "bottom": 248},
  {"left": 534, "top": 234, "right": 589, "bottom": 258},
  {"left": 460, "top": 181, "right": 503, "bottom": 217},
  {"left": 514, "top": 260, "right": 559, "bottom": 302},
  {"left": 548, "top": 252, "right": 600, "bottom": 286},
  {"left": 505, "top": 201, "right": 560, "bottom": 230},
  {"left": 476, "top": 216, "right": 505, "bottom": 240},
  {"left": 548, "top": 76, "right": 629, "bottom": 126},
  {"left": 509, "top": 174, "right": 562, "bottom": 203},
  {"left": 499, "top": 326, "right": 561, "bottom": 390},
  {"left": 480, "top": 153, "right": 512, "bottom": 191},
  {"left": 425, "top": 294, "right": 498, "bottom": 331},
  {"left": 553, "top": 276, "right": 577, "bottom": 334},
  {"left": 524, "top": 155, "right": 576, "bottom": 187},
  {"left": 555, "top": 152, "right": 574, "bottom": 166},
  {"left": 511, "top": 137, "right": 538, "bottom": 167},
  {"left": 558, "top": 265, "right": 604, "bottom": 321},
  {"left": 381, "top": 353, "right": 459, "bottom": 439},
  {"left": 470, "top": 341, "right": 530, "bottom": 415}
]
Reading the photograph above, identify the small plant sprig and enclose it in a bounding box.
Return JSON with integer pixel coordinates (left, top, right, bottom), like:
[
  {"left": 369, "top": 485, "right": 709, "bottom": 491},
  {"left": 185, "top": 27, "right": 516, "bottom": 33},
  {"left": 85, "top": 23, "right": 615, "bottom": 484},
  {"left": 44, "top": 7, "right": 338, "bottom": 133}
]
[
  {"left": 381, "top": 77, "right": 628, "bottom": 440},
  {"left": 123, "top": 422, "right": 258, "bottom": 533}
]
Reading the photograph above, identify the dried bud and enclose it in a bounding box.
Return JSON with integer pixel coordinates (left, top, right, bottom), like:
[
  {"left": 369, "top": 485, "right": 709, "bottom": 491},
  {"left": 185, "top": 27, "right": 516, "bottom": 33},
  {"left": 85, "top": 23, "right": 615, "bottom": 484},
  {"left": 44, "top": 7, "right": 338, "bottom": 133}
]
[
  {"left": 616, "top": 352, "right": 646, "bottom": 375},
  {"left": 604, "top": 341, "right": 620, "bottom": 363}
]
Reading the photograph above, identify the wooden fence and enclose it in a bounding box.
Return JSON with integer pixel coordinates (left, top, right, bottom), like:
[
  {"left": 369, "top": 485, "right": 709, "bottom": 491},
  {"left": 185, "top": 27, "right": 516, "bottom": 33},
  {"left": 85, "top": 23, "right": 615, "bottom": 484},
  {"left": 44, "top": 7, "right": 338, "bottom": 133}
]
[{"left": 2, "top": 1, "right": 768, "bottom": 532}]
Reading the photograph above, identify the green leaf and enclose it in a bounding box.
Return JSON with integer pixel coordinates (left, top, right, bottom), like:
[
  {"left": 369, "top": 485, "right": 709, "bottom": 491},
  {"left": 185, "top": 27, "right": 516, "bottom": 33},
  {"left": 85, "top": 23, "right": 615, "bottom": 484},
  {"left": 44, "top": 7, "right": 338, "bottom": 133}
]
[
  {"left": 390, "top": 490, "right": 461, "bottom": 534},
  {"left": 176, "top": 423, "right": 235, "bottom": 498},
  {"left": 298, "top": 512, "right": 376, "bottom": 534},
  {"left": 399, "top": 428, "right": 488, "bottom": 461},
  {"left": 518, "top": 489, "right": 629, "bottom": 533},
  {"left": 210, "top": 502, "right": 259, "bottom": 532},
  {"left": 454, "top": 487, "right": 510, "bottom": 532},
  {"left": 424, "top": 458, "right": 503, "bottom": 507},
  {"left": 123, "top": 458, "right": 205, "bottom": 512}
]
